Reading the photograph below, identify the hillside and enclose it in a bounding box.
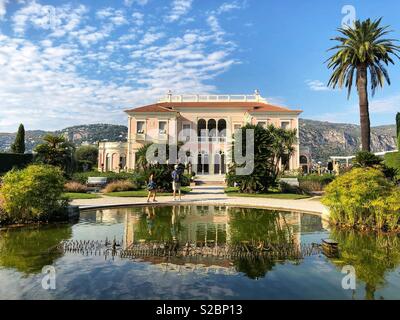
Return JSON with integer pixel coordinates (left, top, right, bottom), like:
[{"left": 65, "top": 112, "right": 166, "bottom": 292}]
[
  {"left": 0, "top": 120, "right": 397, "bottom": 162},
  {"left": 299, "top": 119, "right": 397, "bottom": 161}
]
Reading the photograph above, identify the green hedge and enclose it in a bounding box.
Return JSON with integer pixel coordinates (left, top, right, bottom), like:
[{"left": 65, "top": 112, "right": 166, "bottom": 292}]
[
  {"left": 71, "top": 171, "right": 146, "bottom": 187},
  {"left": 0, "top": 153, "right": 33, "bottom": 174},
  {"left": 384, "top": 152, "right": 400, "bottom": 170}
]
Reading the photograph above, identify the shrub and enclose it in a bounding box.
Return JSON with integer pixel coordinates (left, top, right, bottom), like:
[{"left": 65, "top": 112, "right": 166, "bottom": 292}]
[
  {"left": 384, "top": 152, "right": 400, "bottom": 180},
  {"left": 279, "top": 181, "right": 302, "bottom": 194},
  {"left": 322, "top": 167, "right": 400, "bottom": 231},
  {"left": 0, "top": 165, "right": 69, "bottom": 224},
  {"left": 298, "top": 174, "right": 335, "bottom": 192},
  {"left": 64, "top": 181, "right": 88, "bottom": 193},
  {"left": 353, "top": 151, "right": 382, "bottom": 167},
  {"left": 102, "top": 180, "right": 137, "bottom": 193},
  {"left": 0, "top": 153, "right": 33, "bottom": 174},
  {"left": 75, "top": 145, "right": 98, "bottom": 171},
  {"left": 72, "top": 171, "right": 137, "bottom": 184}
]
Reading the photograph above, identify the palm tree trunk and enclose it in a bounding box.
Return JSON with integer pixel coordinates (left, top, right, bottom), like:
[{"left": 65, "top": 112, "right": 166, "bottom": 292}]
[{"left": 356, "top": 65, "right": 371, "bottom": 151}]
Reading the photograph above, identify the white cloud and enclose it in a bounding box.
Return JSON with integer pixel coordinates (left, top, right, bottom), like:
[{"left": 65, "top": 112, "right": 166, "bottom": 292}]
[
  {"left": 139, "top": 31, "right": 165, "bottom": 45},
  {"left": 96, "top": 7, "right": 128, "bottom": 26},
  {"left": 216, "top": 1, "right": 243, "bottom": 14},
  {"left": 124, "top": 0, "right": 148, "bottom": 6},
  {"left": 131, "top": 11, "right": 144, "bottom": 26},
  {"left": 0, "top": 0, "right": 8, "bottom": 20},
  {"left": 0, "top": 1, "right": 240, "bottom": 131},
  {"left": 12, "top": 1, "right": 87, "bottom": 36},
  {"left": 165, "top": 0, "right": 193, "bottom": 23},
  {"left": 306, "top": 79, "right": 331, "bottom": 91}
]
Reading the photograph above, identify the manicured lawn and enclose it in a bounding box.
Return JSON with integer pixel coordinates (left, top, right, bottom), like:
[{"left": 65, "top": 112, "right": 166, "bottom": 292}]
[
  {"left": 224, "top": 187, "right": 310, "bottom": 200},
  {"left": 104, "top": 187, "right": 191, "bottom": 197},
  {"left": 64, "top": 192, "right": 101, "bottom": 199}
]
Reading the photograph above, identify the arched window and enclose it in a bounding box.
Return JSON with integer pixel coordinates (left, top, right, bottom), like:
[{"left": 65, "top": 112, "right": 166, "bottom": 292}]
[
  {"left": 197, "top": 119, "right": 206, "bottom": 141},
  {"left": 217, "top": 119, "right": 226, "bottom": 141},
  {"left": 120, "top": 154, "right": 127, "bottom": 170},
  {"left": 300, "top": 155, "right": 308, "bottom": 164},
  {"left": 208, "top": 119, "right": 217, "bottom": 141}
]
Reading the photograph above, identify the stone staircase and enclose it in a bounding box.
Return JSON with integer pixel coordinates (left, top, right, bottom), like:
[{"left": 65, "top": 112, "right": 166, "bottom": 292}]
[{"left": 194, "top": 175, "right": 226, "bottom": 186}]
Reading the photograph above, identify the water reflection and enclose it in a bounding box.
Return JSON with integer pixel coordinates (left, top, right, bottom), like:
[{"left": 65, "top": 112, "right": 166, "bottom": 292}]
[
  {"left": 0, "top": 224, "right": 72, "bottom": 274},
  {"left": 330, "top": 229, "right": 400, "bottom": 300},
  {"left": 111, "top": 205, "right": 323, "bottom": 278},
  {"left": 0, "top": 205, "right": 399, "bottom": 299}
]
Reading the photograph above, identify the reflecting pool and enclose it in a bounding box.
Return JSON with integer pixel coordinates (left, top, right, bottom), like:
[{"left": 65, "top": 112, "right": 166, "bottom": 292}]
[{"left": 0, "top": 205, "right": 399, "bottom": 299}]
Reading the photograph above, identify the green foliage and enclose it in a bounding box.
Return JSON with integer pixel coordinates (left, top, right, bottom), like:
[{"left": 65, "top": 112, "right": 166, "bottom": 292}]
[
  {"left": 267, "top": 124, "right": 298, "bottom": 178},
  {"left": 145, "top": 164, "right": 175, "bottom": 192},
  {"left": 353, "top": 151, "right": 398, "bottom": 181},
  {"left": 322, "top": 167, "right": 400, "bottom": 231},
  {"left": 0, "top": 225, "right": 72, "bottom": 274},
  {"left": 384, "top": 152, "right": 400, "bottom": 178},
  {"left": 298, "top": 174, "right": 335, "bottom": 192},
  {"left": 75, "top": 145, "right": 98, "bottom": 171},
  {"left": 226, "top": 124, "right": 297, "bottom": 193},
  {"left": 0, "top": 153, "right": 33, "bottom": 174},
  {"left": 10, "top": 124, "right": 25, "bottom": 154},
  {"left": 71, "top": 170, "right": 146, "bottom": 187},
  {"left": 227, "top": 124, "right": 274, "bottom": 193},
  {"left": 330, "top": 228, "right": 400, "bottom": 300},
  {"left": 34, "top": 134, "right": 76, "bottom": 174},
  {"left": 327, "top": 18, "right": 400, "bottom": 98},
  {"left": 0, "top": 165, "right": 69, "bottom": 224},
  {"left": 353, "top": 151, "right": 383, "bottom": 167}
]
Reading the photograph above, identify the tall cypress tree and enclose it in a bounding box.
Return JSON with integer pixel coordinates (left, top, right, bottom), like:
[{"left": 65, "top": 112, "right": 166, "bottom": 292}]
[
  {"left": 396, "top": 112, "right": 400, "bottom": 150},
  {"left": 11, "top": 124, "right": 25, "bottom": 154}
]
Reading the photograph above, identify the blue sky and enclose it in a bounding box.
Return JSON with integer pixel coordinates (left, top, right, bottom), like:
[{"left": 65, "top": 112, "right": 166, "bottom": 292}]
[{"left": 0, "top": 0, "right": 399, "bottom": 131}]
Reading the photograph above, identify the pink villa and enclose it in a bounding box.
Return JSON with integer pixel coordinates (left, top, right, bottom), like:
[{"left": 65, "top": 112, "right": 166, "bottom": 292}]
[{"left": 98, "top": 91, "right": 311, "bottom": 177}]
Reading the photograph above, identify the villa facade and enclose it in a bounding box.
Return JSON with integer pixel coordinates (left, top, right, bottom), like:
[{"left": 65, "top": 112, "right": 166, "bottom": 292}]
[{"left": 98, "top": 92, "right": 307, "bottom": 175}]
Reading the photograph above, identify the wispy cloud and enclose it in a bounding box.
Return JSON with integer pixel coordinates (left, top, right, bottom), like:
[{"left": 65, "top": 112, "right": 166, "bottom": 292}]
[
  {"left": 96, "top": 7, "right": 128, "bottom": 26},
  {"left": 165, "top": 0, "right": 193, "bottom": 23},
  {"left": 305, "top": 79, "right": 331, "bottom": 91},
  {"left": 216, "top": 1, "right": 244, "bottom": 14},
  {"left": 369, "top": 94, "right": 400, "bottom": 114},
  {"left": 0, "top": 0, "right": 241, "bottom": 131}
]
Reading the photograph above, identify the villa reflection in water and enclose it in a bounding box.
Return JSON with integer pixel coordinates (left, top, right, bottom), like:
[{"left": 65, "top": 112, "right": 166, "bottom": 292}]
[{"left": 82, "top": 205, "right": 326, "bottom": 276}]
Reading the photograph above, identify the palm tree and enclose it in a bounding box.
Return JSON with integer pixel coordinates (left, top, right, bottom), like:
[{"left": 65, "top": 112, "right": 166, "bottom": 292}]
[
  {"left": 34, "top": 134, "right": 76, "bottom": 173},
  {"left": 326, "top": 18, "right": 400, "bottom": 151},
  {"left": 266, "top": 124, "right": 298, "bottom": 179}
]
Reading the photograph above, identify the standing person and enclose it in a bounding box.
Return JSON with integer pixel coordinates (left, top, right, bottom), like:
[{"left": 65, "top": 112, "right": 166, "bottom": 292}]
[
  {"left": 171, "top": 164, "right": 182, "bottom": 201},
  {"left": 147, "top": 173, "right": 157, "bottom": 202}
]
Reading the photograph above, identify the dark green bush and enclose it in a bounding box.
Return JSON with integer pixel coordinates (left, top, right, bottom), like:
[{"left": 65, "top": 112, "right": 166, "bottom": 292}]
[
  {"left": 0, "top": 164, "right": 69, "bottom": 224},
  {"left": 0, "top": 153, "right": 33, "bottom": 174},
  {"left": 353, "top": 151, "right": 383, "bottom": 167}
]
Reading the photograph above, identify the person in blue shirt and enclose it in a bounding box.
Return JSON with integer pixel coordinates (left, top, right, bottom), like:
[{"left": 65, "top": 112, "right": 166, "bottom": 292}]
[{"left": 171, "top": 164, "right": 182, "bottom": 201}]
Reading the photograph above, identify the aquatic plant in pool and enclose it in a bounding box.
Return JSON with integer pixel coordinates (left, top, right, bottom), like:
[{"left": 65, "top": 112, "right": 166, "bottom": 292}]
[{"left": 0, "top": 205, "right": 399, "bottom": 300}]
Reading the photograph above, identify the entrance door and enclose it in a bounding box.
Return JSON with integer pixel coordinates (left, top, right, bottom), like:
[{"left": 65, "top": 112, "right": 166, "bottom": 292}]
[
  {"left": 197, "top": 153, "right": 209, "bottom": 174},
  {"left": 214, "top": 154, "right": 220, "bottom": 175}
]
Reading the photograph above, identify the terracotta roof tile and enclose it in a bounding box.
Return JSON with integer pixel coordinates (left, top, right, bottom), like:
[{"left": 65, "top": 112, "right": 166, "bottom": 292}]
[{"left": 125, "top": 102, "right": 301, "bottom": 113}]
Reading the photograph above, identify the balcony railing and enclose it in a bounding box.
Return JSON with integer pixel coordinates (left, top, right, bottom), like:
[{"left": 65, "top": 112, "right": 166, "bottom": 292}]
[
  {"left": 197, "top": 136, "right": 226, "bottom": 143},
  {"left": 158, "top": 93, "right": 267, "bottom": 103}
]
